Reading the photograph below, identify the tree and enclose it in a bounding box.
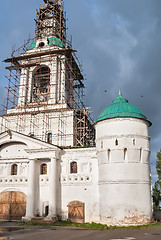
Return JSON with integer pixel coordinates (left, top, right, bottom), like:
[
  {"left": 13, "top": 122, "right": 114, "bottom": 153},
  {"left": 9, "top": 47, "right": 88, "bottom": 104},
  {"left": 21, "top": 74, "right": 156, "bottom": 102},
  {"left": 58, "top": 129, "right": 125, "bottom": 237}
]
[
  {"left": 153, "top": 181, "right": 161, "bottom": 210},
  {"left": 153, "top": 150, "right": 161, "bottom": 210},
  {"left": 156, "top": 151, "right": 161, "bottom": 187}
]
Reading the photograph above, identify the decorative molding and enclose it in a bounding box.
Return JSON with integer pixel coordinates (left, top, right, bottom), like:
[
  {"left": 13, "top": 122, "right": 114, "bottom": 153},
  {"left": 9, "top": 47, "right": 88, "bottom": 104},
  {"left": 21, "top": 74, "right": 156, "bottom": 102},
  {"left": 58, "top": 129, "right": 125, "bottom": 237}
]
[
  {"left": 96, "top": 134, "right": 150, "bottom": 142},
  {"left": 0, "top": 177, "right": 28, "bottom": 185},
  {"left": 0, "top": 160, "right": 29, "bottom": 164},
  {"left": 26, "top": 148, "right": 57, "bottom": 154},
  {"left": 61, "top": 175, "right": 92, "bottom": 183},
  {"left": 98, "top": 180, "right": 151, "bottom": 185}
]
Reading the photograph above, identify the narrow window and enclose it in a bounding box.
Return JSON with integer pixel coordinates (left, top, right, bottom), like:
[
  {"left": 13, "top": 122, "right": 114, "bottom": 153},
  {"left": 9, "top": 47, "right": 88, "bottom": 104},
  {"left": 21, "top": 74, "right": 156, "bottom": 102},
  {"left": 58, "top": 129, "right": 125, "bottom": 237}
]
[
  {"left": 108, "top": 149, "right": 111, "bottom": 162},
  {"left": 124, "top": 148, "right": 127, "bottom": 161},
  {"left": 140, "top": 148, "right": 143, "bottom": 162},
  {"left": 47, "top": 132, "right": 52, "bottom": 144},
  {"left": 11, "top": 164, "right": 18, "bottom": 175},
  {"left": 115, "top": 139, "right": 118, "bottom": 146},
  {"left": 40, "top": 163, "right": 47, "bottom": 175},
  {"left": 133, "top": 139, "right": 136, "bottom": 145},
  {"left": 70, "top": 161, "right": 77, "bottom": 174},
  {"left": 101, "top": 141, "right": 103, "bottom": 149}
]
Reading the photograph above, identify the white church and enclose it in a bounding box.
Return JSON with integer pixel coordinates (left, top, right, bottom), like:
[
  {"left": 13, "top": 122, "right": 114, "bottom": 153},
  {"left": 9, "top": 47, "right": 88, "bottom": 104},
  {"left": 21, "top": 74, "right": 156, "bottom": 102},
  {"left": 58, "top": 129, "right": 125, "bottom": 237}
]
[{"left": 0, "top": 0, "right": 153, "bottom": 226}]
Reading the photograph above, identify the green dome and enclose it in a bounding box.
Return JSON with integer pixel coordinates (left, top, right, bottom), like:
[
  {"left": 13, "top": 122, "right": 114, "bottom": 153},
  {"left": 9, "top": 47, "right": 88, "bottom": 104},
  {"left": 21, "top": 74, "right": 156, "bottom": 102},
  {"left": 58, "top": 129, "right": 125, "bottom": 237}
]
[
  {"left": 28, "top": 40, "right": 36, "bottom": 50},
  {"left": 48, "top": 37, "right": 64, "bottom": 48},
  {"left": 28, "top": 37, "right": 64, "bottom": 50},
  {"left": 97, "top": 92, "right": 151, "bottom": 125}
]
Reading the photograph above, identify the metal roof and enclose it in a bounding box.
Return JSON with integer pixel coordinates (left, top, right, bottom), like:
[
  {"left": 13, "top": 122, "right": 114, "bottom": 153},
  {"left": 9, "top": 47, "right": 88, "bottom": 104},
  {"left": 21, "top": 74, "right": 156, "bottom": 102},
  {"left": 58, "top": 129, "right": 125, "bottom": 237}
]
[
  {"left": 97, "top": 92, "right": 151, "bottom": 125},
  {"left": 28, "top": 37, "right": 64, "bottom": 50}
]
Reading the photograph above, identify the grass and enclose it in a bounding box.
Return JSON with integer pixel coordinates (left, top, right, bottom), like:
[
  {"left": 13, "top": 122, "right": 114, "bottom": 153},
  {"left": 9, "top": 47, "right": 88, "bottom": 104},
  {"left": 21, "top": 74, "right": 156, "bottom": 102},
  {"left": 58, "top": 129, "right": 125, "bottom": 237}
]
[{"left": 16, "top": 220, "right": 161, "bottom": 230}]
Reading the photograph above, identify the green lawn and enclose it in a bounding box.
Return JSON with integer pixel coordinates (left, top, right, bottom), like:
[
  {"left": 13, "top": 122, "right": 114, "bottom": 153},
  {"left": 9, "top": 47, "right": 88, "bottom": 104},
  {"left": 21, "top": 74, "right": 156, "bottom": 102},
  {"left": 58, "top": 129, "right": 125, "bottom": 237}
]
[{"left": 16, "top": 220, "right": 161, "bottom": 230}]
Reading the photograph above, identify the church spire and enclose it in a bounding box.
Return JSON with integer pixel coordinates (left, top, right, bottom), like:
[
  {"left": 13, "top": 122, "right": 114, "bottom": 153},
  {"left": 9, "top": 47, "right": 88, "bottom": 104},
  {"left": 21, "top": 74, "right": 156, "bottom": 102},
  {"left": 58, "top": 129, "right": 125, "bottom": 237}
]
[{"left": 35, "top": 0, "right": 66, "bottom": 43}]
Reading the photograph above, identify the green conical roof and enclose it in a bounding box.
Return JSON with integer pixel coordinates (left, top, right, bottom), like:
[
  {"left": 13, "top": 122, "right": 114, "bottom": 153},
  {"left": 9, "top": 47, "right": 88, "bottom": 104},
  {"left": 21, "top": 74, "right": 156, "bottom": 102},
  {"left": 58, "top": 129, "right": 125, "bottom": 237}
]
[{"left": 97, "top": 92, "right": 151, "bottom": 125}]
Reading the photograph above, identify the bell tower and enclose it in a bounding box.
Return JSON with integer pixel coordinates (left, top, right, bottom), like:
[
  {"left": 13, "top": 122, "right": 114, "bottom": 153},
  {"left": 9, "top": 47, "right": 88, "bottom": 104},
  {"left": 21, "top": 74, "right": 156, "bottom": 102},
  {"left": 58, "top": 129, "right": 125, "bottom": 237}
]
[
  {"left": 16, "top": 0, "right": 69, "bottom": 108},
  {"left": 2, "top": 0, "right": 95, "bottom": 147}
]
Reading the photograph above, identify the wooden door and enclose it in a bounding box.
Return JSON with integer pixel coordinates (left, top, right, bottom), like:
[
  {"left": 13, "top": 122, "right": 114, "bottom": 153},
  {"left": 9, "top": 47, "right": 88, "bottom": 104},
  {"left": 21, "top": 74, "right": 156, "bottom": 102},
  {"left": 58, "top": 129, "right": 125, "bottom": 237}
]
[
  {"left": 0, "top": 191, "right": 26, "bottom": 220},
  {"left": 68, "top": 201, "right": 85, "bottom": 223}
]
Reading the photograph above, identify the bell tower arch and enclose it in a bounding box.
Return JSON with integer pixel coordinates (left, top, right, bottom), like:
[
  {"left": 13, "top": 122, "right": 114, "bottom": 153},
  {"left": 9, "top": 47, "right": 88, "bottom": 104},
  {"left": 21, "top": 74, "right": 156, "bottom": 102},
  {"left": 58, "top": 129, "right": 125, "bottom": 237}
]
[{"left": 31, "top": 65, "right": 50, "bottom": 103}]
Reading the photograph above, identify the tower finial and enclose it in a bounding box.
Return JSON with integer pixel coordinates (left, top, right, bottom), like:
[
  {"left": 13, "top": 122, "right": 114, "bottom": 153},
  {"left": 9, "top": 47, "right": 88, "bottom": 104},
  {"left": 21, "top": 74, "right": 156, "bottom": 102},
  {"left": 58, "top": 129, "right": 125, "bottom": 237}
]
[{"left": 119, "top": 89, "right": 122, "bottom": 96}]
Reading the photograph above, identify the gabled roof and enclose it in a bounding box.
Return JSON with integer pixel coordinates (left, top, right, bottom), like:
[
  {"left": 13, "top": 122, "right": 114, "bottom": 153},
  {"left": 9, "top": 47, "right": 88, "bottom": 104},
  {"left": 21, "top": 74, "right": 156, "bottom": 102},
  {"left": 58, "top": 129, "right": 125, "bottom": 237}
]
[{"left": 0, "top": 130, "right": 61, "bottom": 150}]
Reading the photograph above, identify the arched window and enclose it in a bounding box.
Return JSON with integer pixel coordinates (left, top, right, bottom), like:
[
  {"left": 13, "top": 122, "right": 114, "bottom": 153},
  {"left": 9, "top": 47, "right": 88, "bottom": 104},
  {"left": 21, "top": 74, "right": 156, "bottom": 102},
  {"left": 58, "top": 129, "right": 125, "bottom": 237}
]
[
  {"left": 70, "top": 162, "right": 77, "bottom": 174},
  {"left": 32, "top": 66, "right": 50, "bottom": 102},
  {"left": 47, "top": 132, "right": 52, "bottom": 144},
  {"left": 11, "top": 164, "right": 18, "bottom": 175},
  {"left": 115, "top": 139, "right": 118, "bottom": 146},
  {"left": 124, "top": 148, "right": 127, "bottom": 161},
  {"left": 40, "top": 163, "right": 47, "bottom": 175}
]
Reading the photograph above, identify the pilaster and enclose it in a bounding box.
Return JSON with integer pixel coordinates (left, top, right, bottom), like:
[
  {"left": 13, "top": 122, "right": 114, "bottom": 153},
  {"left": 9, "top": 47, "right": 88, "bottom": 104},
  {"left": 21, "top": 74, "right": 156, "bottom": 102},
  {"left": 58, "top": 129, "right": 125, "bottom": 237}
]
[
  {"left": 45, "top": 157, "right": 57, "bottom": 220},
  {"left": 23, "top": 158, "right": 39, "bottom": 220}
]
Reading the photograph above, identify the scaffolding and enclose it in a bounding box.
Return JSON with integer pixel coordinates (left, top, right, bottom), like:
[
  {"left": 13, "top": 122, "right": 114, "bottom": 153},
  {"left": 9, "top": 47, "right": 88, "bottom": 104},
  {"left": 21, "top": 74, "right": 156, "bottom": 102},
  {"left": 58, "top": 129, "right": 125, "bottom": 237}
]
[
  {"left": 35, "top": 0, "right": 67, "bottom": 44},
  {"left": 0, "top": 0, "right": 95, "bottom": 147}
]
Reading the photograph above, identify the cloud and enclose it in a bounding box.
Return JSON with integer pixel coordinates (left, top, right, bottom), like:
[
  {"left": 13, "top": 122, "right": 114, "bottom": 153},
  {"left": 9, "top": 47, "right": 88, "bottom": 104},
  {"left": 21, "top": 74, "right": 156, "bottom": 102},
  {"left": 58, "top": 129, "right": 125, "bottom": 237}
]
[{"left": 0, "top": 0, "right": 161, "bottom": 183}]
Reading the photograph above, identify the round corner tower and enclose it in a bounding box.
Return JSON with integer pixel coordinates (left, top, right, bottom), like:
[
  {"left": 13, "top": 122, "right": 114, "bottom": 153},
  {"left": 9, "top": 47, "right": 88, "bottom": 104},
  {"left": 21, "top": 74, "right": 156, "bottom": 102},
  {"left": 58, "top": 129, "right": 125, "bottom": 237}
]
[{"left": 95, "top": 91, "right": 152, "bottom": 226}]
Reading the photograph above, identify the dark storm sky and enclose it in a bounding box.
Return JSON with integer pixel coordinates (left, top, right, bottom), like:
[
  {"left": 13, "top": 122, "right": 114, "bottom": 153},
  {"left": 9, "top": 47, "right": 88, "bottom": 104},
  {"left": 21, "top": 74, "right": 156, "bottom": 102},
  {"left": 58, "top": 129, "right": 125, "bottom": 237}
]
[{"left": 0, "top": 0, "right": 161, "bottom": 183}]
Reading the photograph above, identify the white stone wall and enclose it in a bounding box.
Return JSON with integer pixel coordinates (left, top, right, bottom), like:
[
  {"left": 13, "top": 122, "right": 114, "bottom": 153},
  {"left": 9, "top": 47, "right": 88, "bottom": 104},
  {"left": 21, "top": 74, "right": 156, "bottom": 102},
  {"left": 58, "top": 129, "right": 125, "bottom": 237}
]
[
  {"left": 0, "top": 133, "right": 57, "bottom": 218},
  {"left": 0, "top": 142, "right": 29, "bottom": 203},
  {"left": 0, "top": 133, "right": 99, "bottom": 222},
  {"left": 60, "top": 147, "right": 99, "bottom": 222},
  {"left": 0, "top": 156, "right": 51, "bottom": 217},
  {"left": 0, "top": 116, "right": 153, "bottom": 225},
  {"left": 95, "top": 117, "right": 152, "bottom": 226}
]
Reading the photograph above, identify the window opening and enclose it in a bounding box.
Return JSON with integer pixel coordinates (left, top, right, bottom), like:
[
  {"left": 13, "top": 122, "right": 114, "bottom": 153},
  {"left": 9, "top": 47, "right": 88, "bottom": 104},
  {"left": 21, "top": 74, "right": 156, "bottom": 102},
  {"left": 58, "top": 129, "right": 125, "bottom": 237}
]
[
  {"left": 47, "top": 132, "right": 52, "bottom": 144},
  {"left": 32, "top": 66, "right": 50, "bottom": 102},
  {"left": 39, "top": 42, "right": 45, "bottom": 47},
  {"left": 140, "top": 148, "right": 143, "bottom": 162},
  {"left": 133, "top": 139, "right": 136, "bottom": 145},
  {"left": 124, "top": 148, "right": 127, "bottom": 161},
  {"left": 70, "top": 161, "right": 77, "bottom": 174},
  {"left": 108, "top": 149, "right": 111, "bottom": 162},
  {"left": 40, "top": 163, "right": 47, "bottom": 175},
  {"left": 115, "top": 139, "right": 118, "bottom": 146},
  {"left": 44, "top": 206, "right": 49, "bottom": 217},
  {"left": 11, "top": 164, "right": 18, "bottom": 175}
]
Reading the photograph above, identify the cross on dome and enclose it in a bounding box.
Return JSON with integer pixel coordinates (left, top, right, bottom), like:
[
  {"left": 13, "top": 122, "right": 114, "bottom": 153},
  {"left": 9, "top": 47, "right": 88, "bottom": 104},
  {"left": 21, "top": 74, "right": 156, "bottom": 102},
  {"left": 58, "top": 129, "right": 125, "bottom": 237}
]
[{"left": 119, "top": 89, "right": 122, "bottom": 96}]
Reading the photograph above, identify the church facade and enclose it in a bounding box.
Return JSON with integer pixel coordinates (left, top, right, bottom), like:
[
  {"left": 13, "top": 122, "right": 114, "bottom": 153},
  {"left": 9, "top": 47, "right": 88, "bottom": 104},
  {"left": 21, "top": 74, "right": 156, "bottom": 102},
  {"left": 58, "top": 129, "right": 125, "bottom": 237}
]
[{"left": 0, "top": 0, "right": 152, "bottom": 226}]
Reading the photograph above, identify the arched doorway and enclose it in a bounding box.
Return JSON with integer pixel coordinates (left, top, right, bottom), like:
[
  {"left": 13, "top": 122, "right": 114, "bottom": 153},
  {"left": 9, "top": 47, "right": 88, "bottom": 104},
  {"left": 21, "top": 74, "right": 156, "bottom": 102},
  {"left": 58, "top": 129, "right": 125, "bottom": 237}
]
[
  {"left": 0, "top": 191, "right": 26, "bottom": 221},
  {"left": 67, "top": 201, "right": 85, "bottom": 223}
]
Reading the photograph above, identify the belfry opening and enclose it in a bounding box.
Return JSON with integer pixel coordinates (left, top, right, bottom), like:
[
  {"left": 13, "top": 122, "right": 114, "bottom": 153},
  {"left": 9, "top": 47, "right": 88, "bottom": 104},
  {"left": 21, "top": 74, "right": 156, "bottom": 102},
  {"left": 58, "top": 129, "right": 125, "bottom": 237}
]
[{"left": 32, "top": 66, "right": 50, "bottom": 103}]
